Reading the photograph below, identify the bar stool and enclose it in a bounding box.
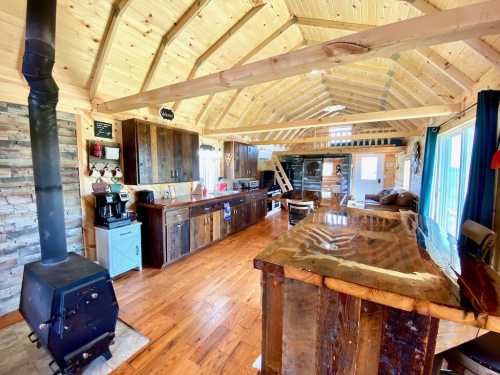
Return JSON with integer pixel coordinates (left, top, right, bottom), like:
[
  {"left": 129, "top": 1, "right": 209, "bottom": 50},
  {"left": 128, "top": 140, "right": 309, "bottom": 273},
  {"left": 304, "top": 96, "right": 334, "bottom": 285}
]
[{"left": 287, "top": 200, "right": 314, "bottom": 226}]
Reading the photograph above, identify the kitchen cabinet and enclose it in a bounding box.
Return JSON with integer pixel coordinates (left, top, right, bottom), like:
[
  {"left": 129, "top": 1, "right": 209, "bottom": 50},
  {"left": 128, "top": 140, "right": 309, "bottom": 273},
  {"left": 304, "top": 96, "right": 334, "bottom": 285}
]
[
  {"left": 190, "top": 212, "right": 212, "bottom": 252},
  {"left": 137, "top": 191, "right": 267, "bottom": 268},
  {"left": 95, "top": 223, "right": 142, "bottom": 278},
  {"left": 165, "top": 208, "right": 190, "bottom": 264},
  {"left": 122, "top": 118, "right": 199, "bottom": 185},
  {"left": 224, "top": 141, "right": 258, "bottom": 179},
  {"left": 174, "top": 130, "right": 199, "bottom": 182}
]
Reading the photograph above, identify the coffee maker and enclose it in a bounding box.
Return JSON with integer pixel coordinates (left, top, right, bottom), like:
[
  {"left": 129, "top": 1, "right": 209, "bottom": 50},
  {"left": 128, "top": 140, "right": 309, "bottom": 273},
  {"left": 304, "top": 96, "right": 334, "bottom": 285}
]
[{"left": 94, "top": 192, "right": 131, "bottom": 228}]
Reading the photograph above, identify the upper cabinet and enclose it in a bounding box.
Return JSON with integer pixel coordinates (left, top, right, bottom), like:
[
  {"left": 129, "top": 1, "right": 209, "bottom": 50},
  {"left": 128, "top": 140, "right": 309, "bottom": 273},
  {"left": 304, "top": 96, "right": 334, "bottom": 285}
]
[
  {"left": 122, "top": 119, "right": 199, "bottom": 185},
  {"left": 224, "top": 141, "right": 258, "bottom": 179}
]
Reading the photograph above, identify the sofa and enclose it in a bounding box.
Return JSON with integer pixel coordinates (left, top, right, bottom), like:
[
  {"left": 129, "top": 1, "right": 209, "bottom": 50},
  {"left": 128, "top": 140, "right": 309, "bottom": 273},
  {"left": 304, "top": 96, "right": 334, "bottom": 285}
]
[{"left": 365, "top": 188, "right": 418, "bottom": 212}]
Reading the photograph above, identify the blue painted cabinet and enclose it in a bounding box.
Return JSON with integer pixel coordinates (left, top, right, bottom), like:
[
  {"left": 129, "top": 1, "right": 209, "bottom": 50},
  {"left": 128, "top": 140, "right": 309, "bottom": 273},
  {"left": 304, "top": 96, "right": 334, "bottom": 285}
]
[{"left": 95, "top": 222, "right": 142, "bottom": 278}]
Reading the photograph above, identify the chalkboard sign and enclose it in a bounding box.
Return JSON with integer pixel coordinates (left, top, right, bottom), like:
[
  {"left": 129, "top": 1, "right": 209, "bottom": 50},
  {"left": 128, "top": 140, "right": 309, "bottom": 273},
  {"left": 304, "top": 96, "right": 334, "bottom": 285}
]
[{"left": 94, "top": 121, "right": 112, "bottom": 139}]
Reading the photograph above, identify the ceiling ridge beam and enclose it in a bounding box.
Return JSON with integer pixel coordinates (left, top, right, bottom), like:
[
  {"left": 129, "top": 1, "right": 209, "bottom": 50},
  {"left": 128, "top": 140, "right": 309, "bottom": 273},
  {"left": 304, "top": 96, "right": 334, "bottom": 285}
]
[
  {"left": 96, "top": 1, "right": 500, "bottom": 113},
  {"left": 88, "top": 0, "right": 133, "bottom": 101},
  {"left": 172, "top": 2, "right": 266, "bottom": 111},
  {"left": 403, "top": 0, "right": 500, "bottom": 70},
  {"left": 140, "top": 0, "right": 211, "bottom": 93},
  {"left": 203, "top": 104, "right": 461, "bottom": 136}
]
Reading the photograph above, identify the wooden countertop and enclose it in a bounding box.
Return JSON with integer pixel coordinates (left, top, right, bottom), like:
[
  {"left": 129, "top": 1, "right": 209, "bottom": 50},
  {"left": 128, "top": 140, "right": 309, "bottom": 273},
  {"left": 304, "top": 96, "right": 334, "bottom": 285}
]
[
  {"left": 136, "top": 188, "right": 267, "bottom": 210},
  {"left": 254, "top": 207, "right": 500, "bottom": 333}
]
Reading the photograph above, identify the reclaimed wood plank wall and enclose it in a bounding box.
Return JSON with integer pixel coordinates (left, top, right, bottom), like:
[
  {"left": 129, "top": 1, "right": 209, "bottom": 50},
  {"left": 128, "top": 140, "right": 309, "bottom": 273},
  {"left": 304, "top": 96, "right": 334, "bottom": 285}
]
[{"left": 0, "top": 101, "right": 83, "bottom": 315}]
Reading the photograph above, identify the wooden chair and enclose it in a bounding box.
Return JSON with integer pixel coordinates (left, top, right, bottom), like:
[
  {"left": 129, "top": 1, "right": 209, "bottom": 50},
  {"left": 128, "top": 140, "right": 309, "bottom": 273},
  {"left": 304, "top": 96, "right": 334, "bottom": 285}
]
[{"left": 287, "top": 199, "right": 314, "bottom": 226}]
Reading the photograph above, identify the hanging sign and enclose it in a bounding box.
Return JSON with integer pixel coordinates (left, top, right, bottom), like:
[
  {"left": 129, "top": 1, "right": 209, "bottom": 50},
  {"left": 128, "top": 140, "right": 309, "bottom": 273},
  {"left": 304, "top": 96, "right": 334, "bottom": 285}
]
[{"left": 94, "top": 121, "right": 113, "bottom": 139}]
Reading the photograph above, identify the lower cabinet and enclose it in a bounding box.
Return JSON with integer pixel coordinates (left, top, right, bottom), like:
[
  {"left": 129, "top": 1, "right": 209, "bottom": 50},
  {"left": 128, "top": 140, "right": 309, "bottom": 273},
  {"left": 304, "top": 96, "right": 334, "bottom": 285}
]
[
  {"left": 95, "top": 222, "right": 142, "bottom": 278},
  {"left": 166, "top": 221, "right": 189, "bottom": 263},
  {"left": 190, "top": 212, "right": 212, "bottom": 252},
  {"left": 138, "top": 192, "right": 268, "bottom": 268}
]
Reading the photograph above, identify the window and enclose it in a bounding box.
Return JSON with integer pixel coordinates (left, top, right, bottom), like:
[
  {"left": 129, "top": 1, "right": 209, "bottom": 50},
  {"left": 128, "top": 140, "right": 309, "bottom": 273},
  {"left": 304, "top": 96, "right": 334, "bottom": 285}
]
[
  {"left": 330, "top": 125, "right": 352, "bottom": 146},
  {"left": 430, "top": 124, "right": 474, "bottom": 237},
  {"left": 199, "top": 147, "right": 220, "bottom": 193},
  {"left": 403, "top": 159, "right": 411, "bottom": 191},
  {"left": 360, "top": 156, "right": 378, "bottom": 180}
]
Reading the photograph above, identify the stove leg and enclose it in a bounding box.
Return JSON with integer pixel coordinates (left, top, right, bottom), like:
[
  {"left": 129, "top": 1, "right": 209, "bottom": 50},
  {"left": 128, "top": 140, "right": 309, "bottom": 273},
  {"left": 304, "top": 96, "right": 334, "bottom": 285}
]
[{"left": 102, "top": 349, "right": 112, "bottom": 361}]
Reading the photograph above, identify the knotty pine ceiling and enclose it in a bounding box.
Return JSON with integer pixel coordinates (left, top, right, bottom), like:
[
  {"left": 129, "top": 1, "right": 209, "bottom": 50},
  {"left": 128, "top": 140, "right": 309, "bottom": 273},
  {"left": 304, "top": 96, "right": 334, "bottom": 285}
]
[{"left": 1, "top": 0, "right": 499, "bottom": 144}]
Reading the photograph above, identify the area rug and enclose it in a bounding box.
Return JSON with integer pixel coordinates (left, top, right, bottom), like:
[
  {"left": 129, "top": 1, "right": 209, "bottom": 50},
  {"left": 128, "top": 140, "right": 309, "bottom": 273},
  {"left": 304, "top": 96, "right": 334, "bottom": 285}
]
[{"left": 0, "top": 319, "right": 149, "bottom": 374}]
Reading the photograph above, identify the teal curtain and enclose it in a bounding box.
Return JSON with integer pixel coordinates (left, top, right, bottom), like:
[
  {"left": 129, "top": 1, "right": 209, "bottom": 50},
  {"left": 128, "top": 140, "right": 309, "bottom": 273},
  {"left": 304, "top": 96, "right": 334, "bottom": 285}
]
[
  {"left": 458, "top": 90, "right": 500, "bottom": 254},
  {"left": 419, "top": 127, "right": 440, "bottom": 217}
]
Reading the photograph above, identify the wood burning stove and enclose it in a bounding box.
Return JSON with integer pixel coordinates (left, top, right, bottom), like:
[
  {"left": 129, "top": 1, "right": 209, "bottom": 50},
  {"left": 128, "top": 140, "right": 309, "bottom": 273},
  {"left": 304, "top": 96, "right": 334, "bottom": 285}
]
[{"left": 18, "top": 1, "right": 119, "bottom": 374}]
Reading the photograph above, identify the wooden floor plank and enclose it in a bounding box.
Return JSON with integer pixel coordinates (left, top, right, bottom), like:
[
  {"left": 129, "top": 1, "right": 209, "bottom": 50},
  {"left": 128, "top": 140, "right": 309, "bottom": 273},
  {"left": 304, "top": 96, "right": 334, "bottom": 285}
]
[{"left": 112, "top": 212, "right": 289, "bottom": 374}]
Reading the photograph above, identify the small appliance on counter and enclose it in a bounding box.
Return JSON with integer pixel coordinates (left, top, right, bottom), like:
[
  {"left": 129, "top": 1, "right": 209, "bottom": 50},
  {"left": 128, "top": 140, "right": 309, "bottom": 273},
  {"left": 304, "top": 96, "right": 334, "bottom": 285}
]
[
  {"left": 234, "top": 179, "right": 260, "bottom": 191},
  {"left": 137, "top": 190, "right": 155, "bottom": 204},
  {"left": 267, "top": 184, "right": 282, "bottom": 215},
  {"left": 94, "top": 191, "right": 131, "bottom": 228}
]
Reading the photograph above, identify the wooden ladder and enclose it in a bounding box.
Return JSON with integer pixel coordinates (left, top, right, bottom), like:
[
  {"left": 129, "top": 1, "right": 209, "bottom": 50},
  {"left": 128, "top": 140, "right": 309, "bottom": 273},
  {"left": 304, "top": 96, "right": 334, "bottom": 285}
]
[{"left": 271, "top": 155, "right": 293, "bottom": 193}]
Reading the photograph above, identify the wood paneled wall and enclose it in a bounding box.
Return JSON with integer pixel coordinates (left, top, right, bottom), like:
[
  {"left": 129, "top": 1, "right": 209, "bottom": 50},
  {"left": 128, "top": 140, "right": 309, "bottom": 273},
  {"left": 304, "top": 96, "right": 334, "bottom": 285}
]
[{"left": 0, "top": 101, "right": 84, "bottom": 315}]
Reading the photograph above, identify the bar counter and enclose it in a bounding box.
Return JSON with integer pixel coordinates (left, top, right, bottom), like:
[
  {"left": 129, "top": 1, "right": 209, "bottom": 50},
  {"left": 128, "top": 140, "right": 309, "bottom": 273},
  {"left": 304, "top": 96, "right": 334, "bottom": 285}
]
[{"left": 254, "top": 207, "right": 500, "bottom": 374}]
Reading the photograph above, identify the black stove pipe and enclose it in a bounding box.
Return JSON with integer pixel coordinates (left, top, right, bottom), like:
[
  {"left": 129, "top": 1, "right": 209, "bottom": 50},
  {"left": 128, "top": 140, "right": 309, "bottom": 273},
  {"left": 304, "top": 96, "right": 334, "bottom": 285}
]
[{"left": 22, "top": 0, "right": 68, "bottom": 265}]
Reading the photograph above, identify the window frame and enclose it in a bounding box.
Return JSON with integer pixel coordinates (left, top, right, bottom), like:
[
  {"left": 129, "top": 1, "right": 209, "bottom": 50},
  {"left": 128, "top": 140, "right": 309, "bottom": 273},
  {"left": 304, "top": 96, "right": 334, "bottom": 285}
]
[{"left": 429, "top": 121, "right": 475, "bottom": 237}]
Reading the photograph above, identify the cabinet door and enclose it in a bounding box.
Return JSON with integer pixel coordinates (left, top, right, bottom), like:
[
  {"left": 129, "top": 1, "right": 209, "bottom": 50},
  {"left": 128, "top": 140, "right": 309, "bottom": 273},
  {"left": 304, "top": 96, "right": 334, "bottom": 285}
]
[
  {"left": 220, "top": 210, "right": 233, "bottom": 238},
  {"left": 190, "top": 213, "right": 212, "bottom": 251},
  {"left": 157, "top": 127, "right": 176, "bottom": 183},
  {"left": 167, "top": 220, "right": 189, "bottom": 263},
  {"left": 235, "top": 143, "right": 247, "bottom": 178},
  {"left": 249, "top": 199, "right": 258, "bottom": 225},
  {"left": 136, "top": 121, "right": 153, "bottom": 184},
  {"left": 109, "top": 229, "right": 140, "bottom": 277},
  {"left": 174, "top": 131, "right": 200, "bottom": 182},
  {"left": 249, "top": 146, "right": 258, "bottom": 178},
  {"left": 259, "top": 198, "right": 267, "bottom": 219},
  {"left": 212, "top": 210, "right": 222, "bottom": 242},
  {"left": 122, "top": 120, "right": 139, "bottom": 185},
  {"left": 231, "top": 205, "right": 240, "bottom": 233}
]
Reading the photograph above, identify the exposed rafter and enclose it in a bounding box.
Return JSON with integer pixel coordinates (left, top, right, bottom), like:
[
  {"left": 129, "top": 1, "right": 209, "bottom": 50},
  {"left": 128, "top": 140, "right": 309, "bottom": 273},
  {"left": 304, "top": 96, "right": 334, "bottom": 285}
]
[
  {"left": 96, "top": 1, "right": 500, "bottom": 114},
  {"left": 172, "top": 3, "right": 266, "bottom": 111},
  {"left": 140, "top": 0, "right": 211, "bottom": 93},
  {"left": 294, "top": 16, "right": 374, "bottom": 32},
  {"left": 403, "top": 0, "right": 500, "bottom": 71},
  {"left": 204, "top": 104, "right": 461, "bottom": 136},
  {"left": 415, "top": 48, "right": 475, "bottom": 91},
  {"left": 195, "top": 18, "right": 297, "bottom": 125},
  {"left": 88, "top": 0, "right": 132, "bottom": 101}
]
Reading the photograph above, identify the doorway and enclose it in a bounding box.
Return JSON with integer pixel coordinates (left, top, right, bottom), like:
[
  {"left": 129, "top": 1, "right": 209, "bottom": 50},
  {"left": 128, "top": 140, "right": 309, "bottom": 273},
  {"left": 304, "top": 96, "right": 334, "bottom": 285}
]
[{"left": 353, "top": 154, "right": 384, "bottom": 200}]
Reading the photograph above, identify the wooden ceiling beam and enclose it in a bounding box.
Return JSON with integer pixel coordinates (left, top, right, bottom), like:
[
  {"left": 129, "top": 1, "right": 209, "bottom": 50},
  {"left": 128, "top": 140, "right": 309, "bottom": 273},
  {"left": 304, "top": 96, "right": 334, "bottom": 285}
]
[
  {"left": 212, "top": 89, "right": 242, "bottom": 128},
  {"left": 141, "top": 0, "right": 211, "bottom": 93},
  {"left": 415, "top": 48, "right": 475, "bottom": 91},
  {"left": 195, "top": 18, "right": 296, "bottom": 125},
  {"left": 88, "top": 0, "right": 133, "bottom": 101},
  {"left": 403, "top": 0, "right": 500, "bottom": 70},
  {"left": 251, "top": 130, "right": 421, "bottom": 145},
  {"left": 294, "top": 16, "right": 374, "bottom": 32},
  {"left": 275, "top": 145, "right": 406, "bottom": 156},
  {"left": 97, "top": 1, "right": 500, "bottom": 113},
  {"left": 173, "top": 3, "right": 266, "bottom": 111},
  {"left": 204, "top": 104, "right": 461, "bottom": 136}
]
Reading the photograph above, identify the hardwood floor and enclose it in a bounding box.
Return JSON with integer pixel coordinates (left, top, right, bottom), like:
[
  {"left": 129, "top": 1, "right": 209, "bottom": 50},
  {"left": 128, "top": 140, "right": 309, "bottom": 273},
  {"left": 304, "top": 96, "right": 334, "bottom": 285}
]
[{"left": 112, "top": 211, "right": 289, "bottom": 374}]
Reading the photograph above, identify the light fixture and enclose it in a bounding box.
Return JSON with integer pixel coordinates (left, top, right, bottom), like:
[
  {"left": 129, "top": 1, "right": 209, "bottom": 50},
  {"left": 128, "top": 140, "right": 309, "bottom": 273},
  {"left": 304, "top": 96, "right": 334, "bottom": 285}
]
[{"left": 324, "top": 104, "right": 346, "bottom": 113}]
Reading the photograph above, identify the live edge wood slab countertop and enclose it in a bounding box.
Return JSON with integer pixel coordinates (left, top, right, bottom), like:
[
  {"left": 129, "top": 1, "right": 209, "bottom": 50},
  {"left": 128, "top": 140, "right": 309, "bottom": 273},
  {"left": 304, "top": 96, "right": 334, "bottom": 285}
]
[
  {"left": 254, "top": 207, "right": 500, "bottom": 333},
  {"left": 137, "top": 188, "right": 267, "bottom": 210}
]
